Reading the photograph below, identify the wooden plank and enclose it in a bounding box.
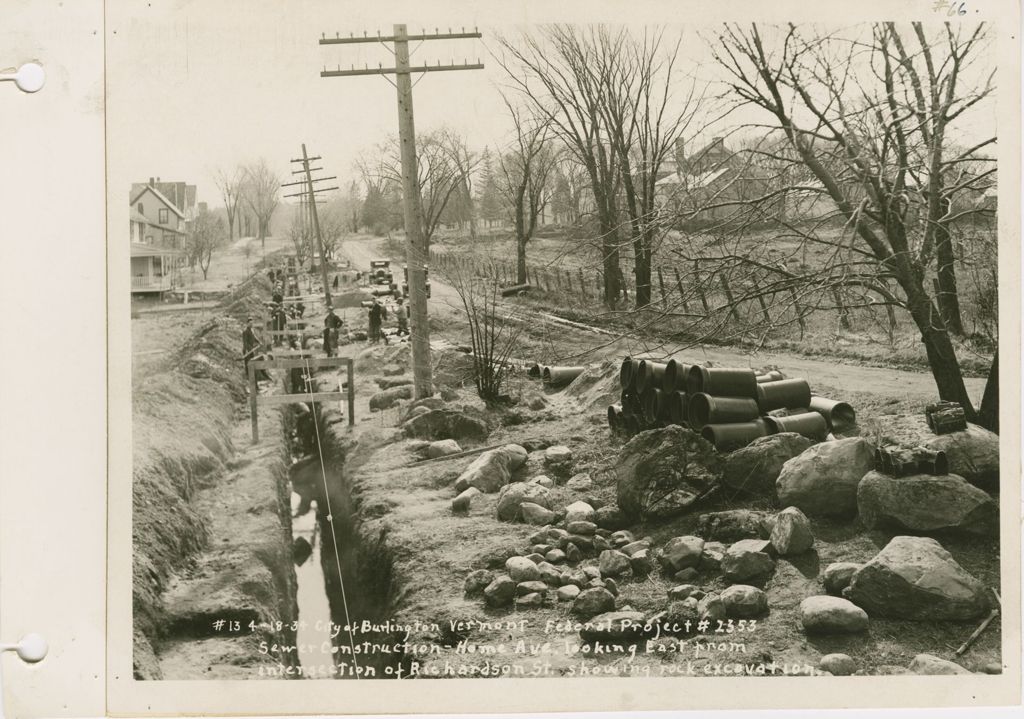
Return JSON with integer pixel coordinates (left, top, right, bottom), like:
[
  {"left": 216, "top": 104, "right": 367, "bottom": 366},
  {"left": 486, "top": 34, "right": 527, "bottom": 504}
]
[
  {"left": 252, "top": 357, "right": 350, "bottom": 370},
  {"left": 347, "top": 359, "right": 356, "bottom": 426},
  {"left": 257, "top": 391, "right": 349, "bottom": 405},
  {"left": 248, "top": 365, "right": 259, "bottom": 442}
]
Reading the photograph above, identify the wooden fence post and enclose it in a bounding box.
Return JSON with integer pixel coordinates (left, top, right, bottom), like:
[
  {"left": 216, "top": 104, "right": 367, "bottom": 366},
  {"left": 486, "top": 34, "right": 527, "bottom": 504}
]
[
  {"left": 832, "top": 287, "right": 851, "bottom": 330},
  {"left": 787, "top": 287, "right": 807, "bottom": 339},
  {"left": 672, "top": 266, "right": 690, "bottom": 313},
  {"left": 719, "top": 271, "right": 741, "bottom": 321},
  {"left": 693, "top": 261, "right": 711, "bottom": 316}
]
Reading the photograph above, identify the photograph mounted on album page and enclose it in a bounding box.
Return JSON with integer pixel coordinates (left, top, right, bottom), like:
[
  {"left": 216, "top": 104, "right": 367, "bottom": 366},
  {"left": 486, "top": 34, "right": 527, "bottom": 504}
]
[{"left": 102, "top": 0, "right": 1020, "bottom": 715}]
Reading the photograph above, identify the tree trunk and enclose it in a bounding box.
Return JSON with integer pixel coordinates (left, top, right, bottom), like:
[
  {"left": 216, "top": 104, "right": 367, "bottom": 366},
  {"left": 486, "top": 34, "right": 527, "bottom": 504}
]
[
  {"left": 633, "top": 240, "right": 652, "bottom": 309},
  {"left": 977, "top": 353, "right": 998, "bottom": 433},
  {"left": 935, "top": 219, "right": 965, "bottom": 336},
  {"left": 905, "top": 286, "right": 977, "bottom": 421},
  {"left": 516, "top": 231, "right": 527, "bottom": 286}
]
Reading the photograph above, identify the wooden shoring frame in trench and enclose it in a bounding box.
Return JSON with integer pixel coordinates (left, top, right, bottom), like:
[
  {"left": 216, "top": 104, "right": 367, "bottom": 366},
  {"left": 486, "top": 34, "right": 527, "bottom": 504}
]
[{"left": 247, "top": 356, "right": 355, "bottom": 441}]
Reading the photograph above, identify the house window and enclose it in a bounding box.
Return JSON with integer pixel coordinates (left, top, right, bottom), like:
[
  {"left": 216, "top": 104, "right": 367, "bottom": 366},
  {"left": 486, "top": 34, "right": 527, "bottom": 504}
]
[
  {"left": 145, "top": 235, "right": 153, "bottom": 244},
  {"left": 137, "top": 202, "right": 144, "bottom": 215},
  {"left": 159, "top": 208, "right": 169, "bottom": 224}
]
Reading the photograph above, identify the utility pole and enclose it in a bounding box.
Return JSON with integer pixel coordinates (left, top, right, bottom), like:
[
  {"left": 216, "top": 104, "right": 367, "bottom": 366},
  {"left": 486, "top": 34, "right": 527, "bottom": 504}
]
[
  {"left": 320, "top": 24, "right": 483, "bottom": 400},
  {"left": 283, "top": 146, "right": 338, "bottom": 308}
]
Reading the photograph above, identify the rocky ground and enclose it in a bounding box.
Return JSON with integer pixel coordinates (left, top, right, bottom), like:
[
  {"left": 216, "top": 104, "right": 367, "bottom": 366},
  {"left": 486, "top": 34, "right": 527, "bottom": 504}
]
[
  {"left": 306, "top": 340, "right": 1002, "bottom": 679},
  {"left": 131, "top": 233, "right": 1003, "bottom": 681}
]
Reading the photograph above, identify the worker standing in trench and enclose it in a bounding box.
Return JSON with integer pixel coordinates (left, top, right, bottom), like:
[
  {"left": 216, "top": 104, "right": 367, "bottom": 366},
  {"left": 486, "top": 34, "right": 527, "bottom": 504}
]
[{"left": 242, "top": 317, "right": 260, "bottom": 374}]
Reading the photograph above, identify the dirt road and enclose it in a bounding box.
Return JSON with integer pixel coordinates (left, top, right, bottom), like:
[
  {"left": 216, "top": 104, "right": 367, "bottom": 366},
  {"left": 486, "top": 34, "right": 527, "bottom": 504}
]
[{"left": 337, "top": 234, "right": 985, "bottom": 406}]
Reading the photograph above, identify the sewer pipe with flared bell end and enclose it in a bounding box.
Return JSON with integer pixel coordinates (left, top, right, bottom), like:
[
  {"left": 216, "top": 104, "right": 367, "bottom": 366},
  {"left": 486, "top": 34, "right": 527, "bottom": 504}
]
[
  {"left": 809, "top": 396, "right": 857, "bottom": 434},
  {"left": 686, "top": 366, "right": 758, "bottom": 399},
  {"left": 687, "top": 393, "right": 761, "bottom": 429},
  {"left": 756, "top": 379, "right": 812, "bottom": 413},
  {"left": 700, "top": 418, "right": 772, "bottom": 451},
  {"left": 764, "top": 411, "right": 829, "bottom": 441}
]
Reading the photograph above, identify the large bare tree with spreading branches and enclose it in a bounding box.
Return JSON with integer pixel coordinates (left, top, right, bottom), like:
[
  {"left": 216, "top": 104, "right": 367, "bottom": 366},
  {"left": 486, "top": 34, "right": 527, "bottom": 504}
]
[
  {"left": 496, "top": 98, "right": 559, "bottom": 285},
  {"left": 213, "top": 167, "right": 245, "bottom": 241},
  {"left": 695, "top": 22, "right": 997, "bottom": 423},
  {"left": 242, "top": 158, "right": 280, "bottom": 249},
  {"left": 498, "top": 26, "right": 625, "bottom": 306}
]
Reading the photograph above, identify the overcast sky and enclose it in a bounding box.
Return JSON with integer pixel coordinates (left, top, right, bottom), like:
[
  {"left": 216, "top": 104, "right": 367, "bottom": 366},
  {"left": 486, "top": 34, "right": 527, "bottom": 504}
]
[{"left": 106, "top": 1, "right": 998, "bottom": 212}]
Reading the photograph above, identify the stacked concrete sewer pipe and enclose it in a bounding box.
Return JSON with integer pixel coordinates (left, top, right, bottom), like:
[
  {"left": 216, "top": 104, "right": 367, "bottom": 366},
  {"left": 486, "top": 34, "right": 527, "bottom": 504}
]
[
  {"left": 609, "top": 356, "right": 857, "bottom": 451},
  {"left": 528, "top": 362, "right": 586, "bottom": 388}
]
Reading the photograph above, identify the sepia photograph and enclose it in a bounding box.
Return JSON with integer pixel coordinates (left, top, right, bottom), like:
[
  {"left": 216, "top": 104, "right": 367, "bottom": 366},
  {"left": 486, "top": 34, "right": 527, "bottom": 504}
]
[{"left": 103, "top": 0, "right": 1018, "bottom": 713}]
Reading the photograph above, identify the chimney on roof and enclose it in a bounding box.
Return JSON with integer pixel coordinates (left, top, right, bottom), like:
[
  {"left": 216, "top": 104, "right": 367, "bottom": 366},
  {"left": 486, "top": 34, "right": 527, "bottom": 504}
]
[{"left": 149, "top": 177, "right": 155, "bottom": 186}]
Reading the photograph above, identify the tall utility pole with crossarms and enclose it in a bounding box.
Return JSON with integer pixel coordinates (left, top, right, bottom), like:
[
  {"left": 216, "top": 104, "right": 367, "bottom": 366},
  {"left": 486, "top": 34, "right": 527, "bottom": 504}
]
[{"left": 320, "top": 25, "right": 483, "bottom": 400}]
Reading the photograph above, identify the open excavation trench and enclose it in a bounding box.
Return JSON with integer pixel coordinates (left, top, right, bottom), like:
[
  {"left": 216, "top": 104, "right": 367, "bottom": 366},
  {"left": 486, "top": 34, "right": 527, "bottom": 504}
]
[{"left": 288, "top": 401, "right": 405, "bottom": 679}]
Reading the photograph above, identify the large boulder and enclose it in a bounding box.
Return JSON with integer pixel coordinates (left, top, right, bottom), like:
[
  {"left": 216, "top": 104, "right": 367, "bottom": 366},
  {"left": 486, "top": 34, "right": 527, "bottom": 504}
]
[
  {"left": 857, "top": 471, "right": 998, "bottom": 537},
  {"left": 403, "top": 408, "right": 489, "bottom": 441},
  {"left": 571, "top": 587, "right": 616, "bottom": 619},
  {"left": 799, "top": 595, "right": 869, "bottom": 634},
  {"left": 721, "top": 539, "right": 776, "bottom": 583},
  {"left": 483, "top": 576, "right": 516, "bottom": 607},
  {"left": 923, "top": 424, "right": 999, "bottom": 490},
  {"left": 427, "top": 439, "right": 462, "bottom": 458},
  {"left": 451, "top": 486, "right": 481, "bottom": 513},
  {"left": 496, "top": 482, "right": 553, "bottom": 522},
  {"left": 844, "top": 536, "right": 991, "bottom": 620},
  {"left": 822, "top": 562, "right": 861, "bottom": 595},
  {"left": 908, "top": 654, "right": 971, "bottom": 675},
  {"left": 521, "top": 502, "right": 558, "bottom": 526},
  {"left": 505, "top": 556, "right": 541, "bottom": 582},
  {"left": 454, "top": 445, "right": 527, "bottom": 494},
  {"left": 722, "top": 433, "right": 816, "bottom": 496},
  {"left": 819, "top": 653, "right": 857, "bottom": 676},
  {"left": 720, "top": 585, "right": 768, "bottom": 618},
  {"left": 696, "top": 510, "right": 771, "bottom": 542},
  {"left": 776, "top": 437, "right": 875, "bottom": 516},
  {"left": 659, "top": 536, "right": 705, "bottom": 573},
  {"left": 769, "top": 507, "right": 815, "bottom": 555},
  {"left": 544, "top": 445, "right": 574, "bottom": 472},
  {"left": 598, "top": 550, "right": 632, "bottom": 578},
  {"left": 616, "top": 426, "right": 721, "bottom": 520},
  {"left": 564, "top": 501, "right": 596, "bottom": 524},
  {"left": 368, "top": 385, "right": 414, "bottom": 410}
]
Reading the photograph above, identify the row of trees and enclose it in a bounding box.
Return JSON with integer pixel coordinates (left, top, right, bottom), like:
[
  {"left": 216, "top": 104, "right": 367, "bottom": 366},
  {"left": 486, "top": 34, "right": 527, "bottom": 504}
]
[
  {"left": 347, "top": 23, "right": 997, "bottom": 426},
  {"left": 214, "top": 158, "right": 282, "bottom": 248}
]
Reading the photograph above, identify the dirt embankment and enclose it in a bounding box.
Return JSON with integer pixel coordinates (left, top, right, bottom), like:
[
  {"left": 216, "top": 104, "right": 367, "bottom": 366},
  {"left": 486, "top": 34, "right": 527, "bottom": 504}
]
[{"left": 132, "top": 275, "right": 301, "bottom": 679}]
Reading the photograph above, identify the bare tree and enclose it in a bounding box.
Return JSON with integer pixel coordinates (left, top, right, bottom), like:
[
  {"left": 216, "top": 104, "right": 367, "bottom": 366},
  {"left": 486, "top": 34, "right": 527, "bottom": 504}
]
[
  {"left": 362, "top": 132, "right": 465, "bottom": 247},
  {"left": 594, "top": 27, "right": 706, "bottom": 308},
  {"left": 214, "top": 167, "right": 245, "bottom": 241},
  {"left": 443, "top": 264, "right": 524, "bottom": 404},
  {"left": 498, "top": 26, "right": 624, "bottom": 306},
  {"left": 496, "top": 99, "right": 558, "bottom": 284},
  {"left": 440, "top": 128, "right": 481, "bottom": 239},
  {"left": 702, "top": 22, "right": 996, "bottom": 420},
  {"left": 287, "top": 206, "right": 313, "bottom": 268},
  {"left": 187, "top": 207, "right": 226, "bottom": 280},
  {"left": 242, "top": 159, "right": 280, "bottom": 249}
]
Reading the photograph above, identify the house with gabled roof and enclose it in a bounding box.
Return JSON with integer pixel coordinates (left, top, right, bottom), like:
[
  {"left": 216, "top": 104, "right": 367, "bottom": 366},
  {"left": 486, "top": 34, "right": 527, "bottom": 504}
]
[{"left": 129, "top": 180, "right": 189, "bottom": 293}]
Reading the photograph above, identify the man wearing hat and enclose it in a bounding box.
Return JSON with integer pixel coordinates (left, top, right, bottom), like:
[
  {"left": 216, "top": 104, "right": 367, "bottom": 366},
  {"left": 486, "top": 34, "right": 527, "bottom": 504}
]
[
  {"left": 241, "top": 317, "right": 261, "bottom": 375},
  {"left": 323, "top": 305, "right": 343, "bottom": 357}
]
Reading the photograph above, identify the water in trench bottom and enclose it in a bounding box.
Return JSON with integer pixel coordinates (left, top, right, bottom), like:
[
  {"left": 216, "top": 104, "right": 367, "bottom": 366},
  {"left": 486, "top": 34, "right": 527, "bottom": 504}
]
[{"left": 291, "top": 492, "right": 337, "bottom": 675}]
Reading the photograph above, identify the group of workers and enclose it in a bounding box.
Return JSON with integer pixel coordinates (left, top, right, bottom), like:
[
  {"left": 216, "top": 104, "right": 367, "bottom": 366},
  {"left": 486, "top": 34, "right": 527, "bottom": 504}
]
[{"left": 242, "top": 285, "right": 412, "bottom": 381}]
